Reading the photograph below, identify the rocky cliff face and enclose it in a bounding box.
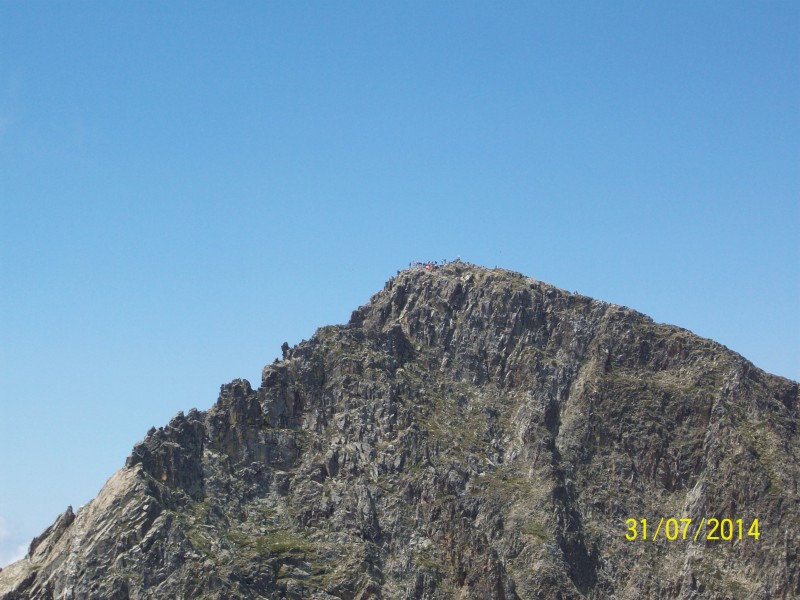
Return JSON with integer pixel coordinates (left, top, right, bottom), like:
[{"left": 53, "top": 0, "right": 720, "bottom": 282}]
[{"left": 1, "top": 263, "right": 797, "bottom": 599}]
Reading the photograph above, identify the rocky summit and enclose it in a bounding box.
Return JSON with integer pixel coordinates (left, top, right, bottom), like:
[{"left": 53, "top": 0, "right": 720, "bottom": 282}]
[{"left": 1, "top": 263, "right": 798, "bottom": 599}]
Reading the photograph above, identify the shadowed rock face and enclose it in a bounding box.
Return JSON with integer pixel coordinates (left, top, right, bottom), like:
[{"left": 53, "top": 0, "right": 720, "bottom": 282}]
[{"left": 1, "top": 263, "right": 798, "bottom": 599}]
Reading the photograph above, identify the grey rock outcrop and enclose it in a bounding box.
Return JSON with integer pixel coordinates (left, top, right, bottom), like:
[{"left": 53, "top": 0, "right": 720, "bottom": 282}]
[{"left": 1, "top": 263, "right": 797, "bottom": 599}]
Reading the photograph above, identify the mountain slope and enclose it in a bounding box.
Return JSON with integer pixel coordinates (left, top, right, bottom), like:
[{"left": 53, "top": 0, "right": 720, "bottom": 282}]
[{"left": 1, "top": 263, "right": 797, "bottom": 599}]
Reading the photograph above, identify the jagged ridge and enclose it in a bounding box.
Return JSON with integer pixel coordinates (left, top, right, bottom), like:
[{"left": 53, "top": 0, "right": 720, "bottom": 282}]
[{"left": 1, "top": 263, "right": 797, "bottom": 599}]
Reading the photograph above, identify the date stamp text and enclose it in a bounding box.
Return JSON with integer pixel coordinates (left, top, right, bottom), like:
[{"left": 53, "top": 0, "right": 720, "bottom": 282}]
[{"left": 625, "top": 518, "right": 760, "bottom": 542}]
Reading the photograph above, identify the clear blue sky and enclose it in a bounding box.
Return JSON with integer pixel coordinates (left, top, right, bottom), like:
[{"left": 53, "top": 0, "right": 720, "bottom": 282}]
[{"left": 1, "top": 2, "right": 798, "bottom": 566}]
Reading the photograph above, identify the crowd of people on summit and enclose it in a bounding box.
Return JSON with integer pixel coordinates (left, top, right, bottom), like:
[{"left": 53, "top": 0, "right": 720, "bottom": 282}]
[{"left": 408, "top": 257, "right": 460, "bottom": 271}]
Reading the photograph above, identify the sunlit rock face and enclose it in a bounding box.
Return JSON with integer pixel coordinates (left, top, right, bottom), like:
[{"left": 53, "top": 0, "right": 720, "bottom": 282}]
[{"left": 1, "top": 263, "right": 797, "bottom": 599}]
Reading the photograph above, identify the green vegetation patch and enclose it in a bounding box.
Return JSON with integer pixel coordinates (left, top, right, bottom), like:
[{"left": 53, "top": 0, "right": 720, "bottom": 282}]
[
  {"left": 256, "top": 530, "right": 315, "bottom": 556},
  {"left": 413, "top": 547, "right": 443, "bottom": 570},
  {"left": 227, "top": 528, "right": 310, "bottom": 554},
  {"left": 521, "top": 519, "right": 548, "bottom": 541}
]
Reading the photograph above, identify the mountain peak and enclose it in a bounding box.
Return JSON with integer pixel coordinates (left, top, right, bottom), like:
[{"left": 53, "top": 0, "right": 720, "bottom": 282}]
[{"left": 2, "top": 265, "right": 797, "bottom": 599}]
